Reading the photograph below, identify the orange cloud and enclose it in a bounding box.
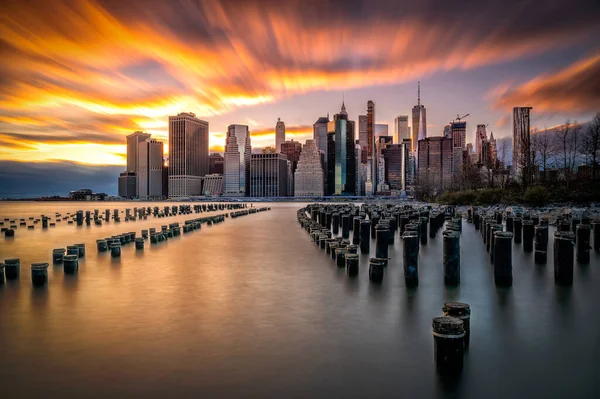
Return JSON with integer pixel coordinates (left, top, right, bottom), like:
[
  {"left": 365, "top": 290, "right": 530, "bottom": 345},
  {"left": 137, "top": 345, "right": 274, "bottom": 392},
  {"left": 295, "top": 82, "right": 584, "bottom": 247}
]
[
  {"left": 491, "top": 52, "right": 600, "bottom": 113},
  {"left": 1, "top": 0, "right": 599, "bottom": 164}
]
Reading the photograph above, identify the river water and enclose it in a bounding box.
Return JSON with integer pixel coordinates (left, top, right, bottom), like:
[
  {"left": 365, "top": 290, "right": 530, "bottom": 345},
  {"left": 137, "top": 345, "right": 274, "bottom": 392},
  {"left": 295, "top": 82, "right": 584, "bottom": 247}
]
[{"left": 0, "top": 202, "right": 599, "bottom": 398}]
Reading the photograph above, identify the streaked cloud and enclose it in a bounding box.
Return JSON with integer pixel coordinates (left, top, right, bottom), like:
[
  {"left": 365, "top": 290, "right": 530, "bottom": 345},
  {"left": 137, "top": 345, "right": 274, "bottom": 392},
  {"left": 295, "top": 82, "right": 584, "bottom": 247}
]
[
  {"left": 0, "top": 0, "right": 599, "bottom": 164},
  {"left": 491, "top": 52, "right": 600, "bottom": 114}
]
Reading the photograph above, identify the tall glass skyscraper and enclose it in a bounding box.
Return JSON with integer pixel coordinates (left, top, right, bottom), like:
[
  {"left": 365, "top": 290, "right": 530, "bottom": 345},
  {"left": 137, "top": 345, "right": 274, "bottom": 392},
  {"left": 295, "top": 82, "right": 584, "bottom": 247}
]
[
  {"left": 328, "top": 103, "right": 356, "bottom": 196},
  {"left": 411, "top": 82, "right": 427, "bottom": 153},
  {"left": 224, "top": 124, "right": 252, "bottom": 196}
]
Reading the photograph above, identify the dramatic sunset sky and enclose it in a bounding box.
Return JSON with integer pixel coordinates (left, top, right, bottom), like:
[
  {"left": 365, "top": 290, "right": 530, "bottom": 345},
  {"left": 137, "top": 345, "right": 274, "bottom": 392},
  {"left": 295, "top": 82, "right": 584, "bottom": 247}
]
[{"left": 1, "top": 0, "right": 599, "bottom": 196}]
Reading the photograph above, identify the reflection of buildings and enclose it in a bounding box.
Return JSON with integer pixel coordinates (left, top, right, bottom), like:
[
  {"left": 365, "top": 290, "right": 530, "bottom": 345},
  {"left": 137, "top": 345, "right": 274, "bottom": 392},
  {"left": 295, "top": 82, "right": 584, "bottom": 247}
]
[
  {"left": 294, "top": 139, "right": 324, "bottom": 197},
  {"left": 224, "top": 124, "right": 251, "bottom": 196},
  {"left": 328, "top": 102, "right": 356, "bottom": 195},
  {"left": 168, "top": 112, "right": 209, "bottom": 198},
  {"left": 249, "top": 153, "right": 290, "bottom": 197}
]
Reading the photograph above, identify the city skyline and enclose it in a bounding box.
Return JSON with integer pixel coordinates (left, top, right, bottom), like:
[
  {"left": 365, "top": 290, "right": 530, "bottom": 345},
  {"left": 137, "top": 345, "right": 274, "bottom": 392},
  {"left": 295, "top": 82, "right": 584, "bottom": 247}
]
[{"left": 1, "top": 0, "right": 599, "bottom": 195}]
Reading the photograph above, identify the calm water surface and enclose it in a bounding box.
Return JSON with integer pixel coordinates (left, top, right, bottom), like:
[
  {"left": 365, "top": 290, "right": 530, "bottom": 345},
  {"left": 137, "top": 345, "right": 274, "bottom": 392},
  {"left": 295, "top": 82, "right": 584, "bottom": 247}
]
[{"left": 1, "top": 202, "right": 599, "bottom": 398}]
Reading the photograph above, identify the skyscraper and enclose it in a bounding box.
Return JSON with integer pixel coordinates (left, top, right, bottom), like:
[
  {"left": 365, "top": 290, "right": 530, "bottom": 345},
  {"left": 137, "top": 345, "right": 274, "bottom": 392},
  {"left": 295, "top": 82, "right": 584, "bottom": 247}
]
[
  {"left": 125, "top": 130, "right": 151, "bottom": 198},
  {"left": 376, "top": 136, "right": 393, "bottom": 192},
  {"left": 476, "top": 124, "right": 487, "bottom": 161},
  {"left": 451, "top": 121, "right": 467, "bottom": 149},
  {"left": 417, "top": 137, "right": 452, "bottom": 194},
  {"left": 394, "top": 115, "right": 409, "bottom": 144},
  {"left": 275, "top": 118, "right": 285, "bottom": 153},
  {"left": 280, "top": 140, "right": 302, "bottom": 173},
  {"left": 249, "top": 153, "right": 289, "bottom": 197},
  {"left": 411, "top": 82, "right": 427, "bottom": 153},
  {"left": 367, "top": 100, "right": 376, "bottom": 194},
  {"left": 208, "top": 153, "right": 224, "bottom": 175},
  {"left": 126, "top": 131, "right": 151, "bottom": 173},
  {"left": 313, "top": 115, "right": 330, "bottom": 192},
  {"left": 383, "top": 142, "right": 410, "bottom": 191},
  {"left": 224, "top": 124, "right": 251, "bottom": 196},
  {"left": 512, "top": 107, "right": 533, "bottom": 180},
  {"left": 358, "top": 115, "right": 368, "bottom": 164},
  {"left": 375, "top": 124, "right": 388, "bottom": 139},
  {"left": 168, "top": 112, "right": 209, "bottom": 198},
  {"left": 326, "top": 131, "right": 336, "bottom": 196},
  {"left": 138, "top": 139, "right": 164, "bottom": 199},
  {"left": 118, "top": 171, "right": 137, "bottom": 199},
  {"left": 329, "top": 103, "right": 356, "bottom": 196},
  {"left": 294, "top": 139, "right": 324, "bottom": 197}
]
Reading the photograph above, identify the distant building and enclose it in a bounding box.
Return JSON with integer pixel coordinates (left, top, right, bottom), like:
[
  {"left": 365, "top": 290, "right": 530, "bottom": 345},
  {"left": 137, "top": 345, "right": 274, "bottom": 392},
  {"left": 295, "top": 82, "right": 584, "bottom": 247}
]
[
  {"left": 476, "top": 124, "right": 487, "bottom": 161},
  {"left": 124, "top": 131, "right": 151, "bottom": 199},
  {"left": 412, "top": 82, "right": 427, "bottom": 153},
  {"left": 201, "top": 174, "right": 223, "bottom": 196},
  {"left": 376, "top": 136, "right": 393, "bottom": 192},
  {"left": 326, "top": 131, "right": 336, "bottom": 196},
  {"left": 417, "top": 137, "right": 452, "bottom": 193},
  {"left": 138, "top": 139, "right": 164, "bottom": 200},
  {"left": 280, "top": 140, "right": 302, "bottom": 173},
  {"left": 451, "top": 121, "right": 467, "bottom": 149},
  {"left": 162, "top": 159, "right": 168, "bottom": 199},
  {"left": 224, "top": 124, "right": 251, "bottom": 196},
  {"left": 249, "top": 153, "right": 289, "bottom": 197},
  {"left": 512, "top": 107, "right": 533, "bottom": 179},
  {"left": 366, "top": 101, "right": 376, "bottom": 194},
  {"left": 313, "top": 115, "right": 330, "bottom": 158},
  {"left": 168, "top": 112, "right": 209, "bottom": 198},
  {"left": 358, "top": 114, "right": 368, "bottom": 164},
  {"left": 118, "top": 172, "right": 137, "bottom": 199},
  {"left": 275, "top": 118, "right": 285, "bottom": 153},
  {"left": 329, "top": 103, "right": 356, "bottom": 195},
  {"left": 394, "top": 115, "right": 410, "bottom": 144},
  {"left": 208, "top": 153, "right": 224, "bottom": 175},
  {"left": 69, "top": 189, "right": 107, "bottom": 201},
  {"left": 261, "top": 147, "right": 276, "bottom": 154},
  {"left": 375, "top": 124, "right": 388, "bottom": 139}
]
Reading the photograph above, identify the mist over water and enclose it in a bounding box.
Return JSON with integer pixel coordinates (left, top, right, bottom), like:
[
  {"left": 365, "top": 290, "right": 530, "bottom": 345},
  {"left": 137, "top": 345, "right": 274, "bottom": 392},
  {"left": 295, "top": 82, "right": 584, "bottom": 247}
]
[{"left": 1, "top": 202, "right": 599, "bottom": 398}]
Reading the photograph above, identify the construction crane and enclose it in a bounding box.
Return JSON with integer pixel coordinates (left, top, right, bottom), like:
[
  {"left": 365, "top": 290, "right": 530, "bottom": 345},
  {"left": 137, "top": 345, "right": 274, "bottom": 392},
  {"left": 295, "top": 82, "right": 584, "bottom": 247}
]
[{"left": 455, "top": 113, "right": 470, "bottom": 122}]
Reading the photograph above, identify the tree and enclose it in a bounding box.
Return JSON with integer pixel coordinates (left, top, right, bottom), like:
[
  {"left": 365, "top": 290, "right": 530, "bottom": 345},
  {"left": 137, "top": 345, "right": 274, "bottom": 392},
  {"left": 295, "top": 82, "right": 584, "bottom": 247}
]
[
  {"left": 532, "top": 127, "right": 556, "bottom": 182},
  {"left": 581, "top": 113, "right": 600, "bottom": 180},
  {"left": 555, "top": 120, "right": 580, "bottom": 189}
]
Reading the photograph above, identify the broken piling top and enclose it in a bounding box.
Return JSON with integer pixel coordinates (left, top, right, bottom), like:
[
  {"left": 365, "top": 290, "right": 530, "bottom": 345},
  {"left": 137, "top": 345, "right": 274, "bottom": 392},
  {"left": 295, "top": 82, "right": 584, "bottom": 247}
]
[
  {"left": 442, "top": 302, "right": 471, "bottom": 317},
  {"left": 432, "top": 316, "right": 465, "bottom": 335}
]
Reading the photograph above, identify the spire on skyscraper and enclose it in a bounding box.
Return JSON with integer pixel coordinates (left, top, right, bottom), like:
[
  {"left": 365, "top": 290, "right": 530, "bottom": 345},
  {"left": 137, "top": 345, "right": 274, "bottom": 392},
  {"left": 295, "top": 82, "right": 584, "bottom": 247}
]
[
  {"left": 418, "top": 81, "right": 421, "bottom": 106},
  {"left": 340, "top": 95, "right": 347, "bottom": 116}
]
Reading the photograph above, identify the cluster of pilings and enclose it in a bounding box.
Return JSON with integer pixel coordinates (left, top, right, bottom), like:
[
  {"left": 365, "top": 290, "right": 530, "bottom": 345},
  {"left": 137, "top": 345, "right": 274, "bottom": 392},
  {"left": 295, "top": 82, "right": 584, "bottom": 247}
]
[
  {"left": 297, "top": 203, "right": 451, "bottom": 284},
  {"left": 469, "top": 207, "right": 599, "bottom": 286},
  {"left": 1, "top": 203, "right": 250, "bottom": 238},
  {"left": 1, "top": 204, "right": 267, "bottom": 287},
  {"left": 433, "top": 302, "right": 471, "bottom": 374}
]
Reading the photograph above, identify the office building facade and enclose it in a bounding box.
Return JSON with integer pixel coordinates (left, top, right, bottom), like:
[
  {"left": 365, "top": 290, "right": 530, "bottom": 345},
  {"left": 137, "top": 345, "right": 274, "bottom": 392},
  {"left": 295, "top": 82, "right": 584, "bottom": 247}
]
[
  {"left": 138, "top": 139, "right": 164, "bottom": 199},
  {"left": 224, "top": 124, "right": 252, "bottom": 196},
  {"left": 394, "top": 115, "right": 410, "bottom": 144},
  {"left": 168, "top": 112, "right": 209, "bottom": 197},
  {"left": 411, "top": 82, "right": 427, "bottom": 153},
  {"left": 118, "top": 171, "right": 137, "bottom": 199},
  {"left": 249, "top": 153, "right": 289, "bottom": 197},
  {"left": 294, "top": 139, "right": 324, "bottom": 196},
  {"left": 275, "top": 118, "right": 285, "bottom": 153},
  {"left": 417, "top": 137, "right": 453, "bottom": 193},
  {"left": 328, "top": 104, "right": 356, "bottom": 196},
  {"left": 209, "top": 153, "right": 224, "bottom": 175}
]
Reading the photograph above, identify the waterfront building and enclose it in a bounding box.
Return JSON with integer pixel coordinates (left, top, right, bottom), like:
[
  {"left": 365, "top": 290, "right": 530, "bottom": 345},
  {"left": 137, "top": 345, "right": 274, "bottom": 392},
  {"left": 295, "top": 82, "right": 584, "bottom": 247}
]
[
  {"left": 249, "top": 153, "right": 289, "bottom": 197},
  {"left": 326, "top": 131, "right": 336, "bottom": 196},
  {"left": 124, "top": 131, "right": 151, "bottom": 198},
  {"left": 328, "top": 103, "right": 356, "bottom": 196},
  {"left": 411, "top": 82, "right": 427, "bottom": 153},
  {"left": 417, "top": 136, "right": 453, "bottom": 193},
  {"left": 294, "top": 139, "right": 324, "bottom": 196},
  {"left": 476, "top": 124, "right": 487, "bottom": 161},
  {"left": 512, "top": 107, "right": 533, "bottom": 179},
  {"left": 208, "top": 153, "right": 224, "bottom": 175},
  {"left": 201, "top": 174, "right": 223, "bottom": 196},
  {"left": 394, "top": 115, "right": 410, "bottom": 144},
  {"left": 366, "top": 101, "right": 376, "bottom": 194},
  {"left": 383, "top": 142, "right": 409, "bottom": 191},
  {"left": 313, "top": 115, "right": 330, "bottom": 192},
  {"left": 168, "top": 112, "right": 209, "bottom": 198},
  {"left": 280, "top": 140, "right": 302, "bottom": 173},
  {"left": 275, "top": 118, "right": 285, "bottom": 153},
  {"left": 118, "top": 171, "right": 137, "bottom": 199},
  {"left": 224, "top": 124, "right": 252, "bottom": 196},
  {"left": 138, "top": 139, "right": 164, "bottom": 200}
]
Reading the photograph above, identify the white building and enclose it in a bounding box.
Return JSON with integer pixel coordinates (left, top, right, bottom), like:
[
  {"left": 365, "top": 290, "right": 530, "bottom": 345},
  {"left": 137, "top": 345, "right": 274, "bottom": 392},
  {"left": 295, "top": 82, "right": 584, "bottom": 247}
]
[
  {"left": 294, "top": 139, "right": 324, "bottom": 197},
  {"left": 138, "top": 139, "right": 164, "bottom": 199},
  {"left": 394, "top": 115, "right": 410, "bottom": 144},
  {"left": 201, "top": 174, "right": 223, "bottom": 197},
  {"left": 224, "top": 124, "right": 251, "bottom": 196},
  {"left": 168, "top": 112, "right": 209, "bottom": 198},
  {"left": 275, "top": 118, "right": 285, "bottom": 153}
]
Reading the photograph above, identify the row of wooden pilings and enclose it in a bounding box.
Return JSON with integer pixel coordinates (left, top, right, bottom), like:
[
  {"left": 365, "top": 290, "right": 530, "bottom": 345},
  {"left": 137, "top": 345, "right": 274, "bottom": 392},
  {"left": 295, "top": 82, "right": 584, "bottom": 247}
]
[{"left": 0, "top": 206, "right": 269, "bottom": 287}]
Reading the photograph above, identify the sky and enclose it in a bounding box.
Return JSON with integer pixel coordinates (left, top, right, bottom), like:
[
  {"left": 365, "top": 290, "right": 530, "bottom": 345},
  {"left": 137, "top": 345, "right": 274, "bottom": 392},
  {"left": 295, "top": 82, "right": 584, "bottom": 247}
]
[{"left": 1, "top": 0, "right": 599, "bottom": 196}]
